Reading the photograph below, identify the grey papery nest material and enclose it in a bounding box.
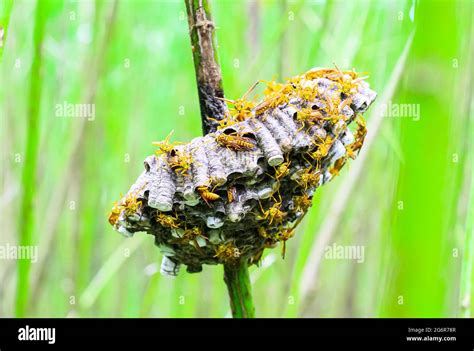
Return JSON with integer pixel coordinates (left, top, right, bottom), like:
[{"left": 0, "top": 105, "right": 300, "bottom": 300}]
[{"left": 109, "top": 67, "right": 377, "bottom": 276}]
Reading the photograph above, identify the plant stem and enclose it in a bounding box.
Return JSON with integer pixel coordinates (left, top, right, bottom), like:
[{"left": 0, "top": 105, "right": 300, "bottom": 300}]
[
  {"left": 185, "top": 0, "right": 255, "bottom": 317},
  {"left": 15, "top": 0, "right": 46, "bottom": 317},
  {"left": 185, "top": 0, "right": 227, "bottom": 134},
  {"left": 223, "top": 261, "right": 255, "bottom": 318}
]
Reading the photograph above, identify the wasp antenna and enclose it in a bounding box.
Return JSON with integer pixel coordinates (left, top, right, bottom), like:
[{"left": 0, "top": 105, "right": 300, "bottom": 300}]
[
  {"left": 217, "top": 97, "right": 235, "bottom": 104},
  {"left": 165, "top": 130, "right": 175, "bottom": 141},
  {"left": 353, "top": 76, "right": 369, "bottom": 83},
  {"left": 241, "top": 81, "right": 260, "bottom": 100}
]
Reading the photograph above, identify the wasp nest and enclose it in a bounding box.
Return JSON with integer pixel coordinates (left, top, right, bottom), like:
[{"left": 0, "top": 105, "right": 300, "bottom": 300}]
[{"left": 109, "top": 67, "right": 377, "bottom": 276}]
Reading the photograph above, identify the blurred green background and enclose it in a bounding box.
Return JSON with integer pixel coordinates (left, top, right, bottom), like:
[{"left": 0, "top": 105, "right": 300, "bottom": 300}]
[{"left": 0, "top": 0, "right": 473, "bottom": 318}]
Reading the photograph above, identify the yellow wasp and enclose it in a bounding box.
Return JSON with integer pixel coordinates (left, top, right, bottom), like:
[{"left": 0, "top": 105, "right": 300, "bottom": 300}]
[
  {"left": 167, "top": 149, "right": 193, "bottom": 176},
  {"left": 156, "top": 212, "right": 181, "bottom": 229},
  {"left": 227, "top": 186, "right": 237, "bottom": 203},
  {"left": 295, "top": 167, "right": 321, "bottom": 191},
  {"left": 293, "top": 193, "right": 312, "bottom": 213},
  {"left": 196, "top": 181, "right": 220, "bottom": 205},
  {"left": 274, "top": 227, "right": 295, "bottom": 259},
  {"left": 215, "top": 132, "right": 256, "bottom": 151},
  {"left": 108, "top": 202, "right": 122, "bottom": 225},
  {"left": 266, "top": 159, "right": 291, "bottom": 182},
  {"left": 214, "top": 242, "right": 241, "bottom": 262},
  {"left": 307, "top": 135, "right": 335, "bottom": 167},
  {"left": 219, "top": 81, "right": 259, "bottom": 121},
  {"left": 152, "top": 130, "right": 182, "bottom": 156},
  {"left": 257, "top": 193, "right": 286, "bottom": 225}
]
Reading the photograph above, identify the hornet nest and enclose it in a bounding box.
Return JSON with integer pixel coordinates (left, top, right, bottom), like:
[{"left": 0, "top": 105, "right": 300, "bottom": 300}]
[{"left": 108, "top": 67, "right": 377, "bottom": 276}]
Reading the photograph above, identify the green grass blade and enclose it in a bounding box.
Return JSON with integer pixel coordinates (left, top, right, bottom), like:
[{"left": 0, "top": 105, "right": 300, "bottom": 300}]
[
  {"left": 297, "top": 31, "right": 414, "bottom": 314},
  {"left": 15, "top": 0, "right": 47, "bottom": 317},
  {"left": 79, "top": 236, "right": 146, "bottom": 312}
]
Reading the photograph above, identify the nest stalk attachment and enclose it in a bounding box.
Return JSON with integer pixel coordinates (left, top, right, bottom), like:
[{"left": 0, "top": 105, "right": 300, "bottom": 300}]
[{"left": 109, "top": 67, "right": 377, "bottom": 276}]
